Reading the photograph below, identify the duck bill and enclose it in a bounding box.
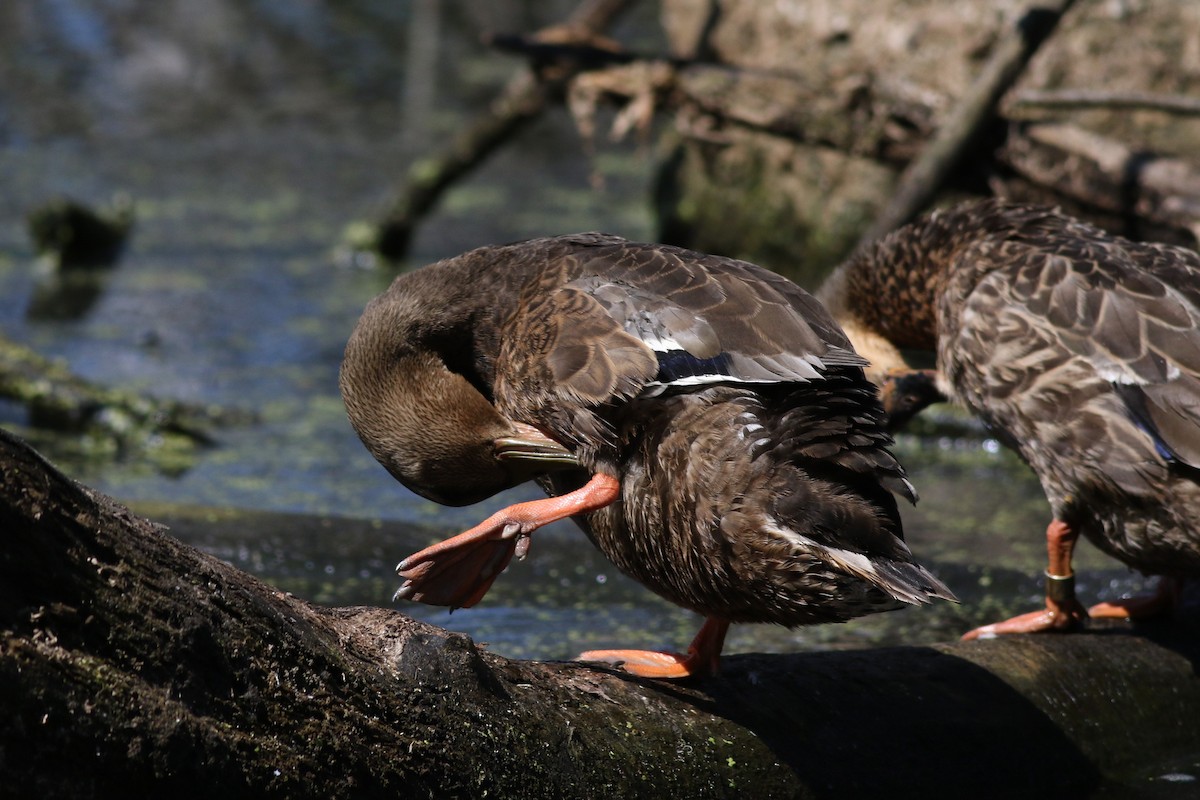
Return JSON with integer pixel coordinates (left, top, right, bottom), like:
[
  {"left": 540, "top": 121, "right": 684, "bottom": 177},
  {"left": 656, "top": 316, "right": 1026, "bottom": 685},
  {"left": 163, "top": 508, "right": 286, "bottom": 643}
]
[{"left": 494, "top": 422, "right": 579, "bottom": 467}]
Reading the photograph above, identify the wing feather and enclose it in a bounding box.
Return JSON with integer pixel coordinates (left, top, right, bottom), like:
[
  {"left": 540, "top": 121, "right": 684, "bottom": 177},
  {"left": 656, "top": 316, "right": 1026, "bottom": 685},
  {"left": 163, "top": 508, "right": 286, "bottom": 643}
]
[{"left": 999, "top": 232, "right": 1200, "bottom": 466}]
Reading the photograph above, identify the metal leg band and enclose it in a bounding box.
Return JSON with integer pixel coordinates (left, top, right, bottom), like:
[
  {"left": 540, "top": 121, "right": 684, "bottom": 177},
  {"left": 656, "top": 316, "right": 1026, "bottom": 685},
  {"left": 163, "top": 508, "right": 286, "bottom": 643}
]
[{"left": 1044, "top": 570, "right": 1076, "bottom": 604}]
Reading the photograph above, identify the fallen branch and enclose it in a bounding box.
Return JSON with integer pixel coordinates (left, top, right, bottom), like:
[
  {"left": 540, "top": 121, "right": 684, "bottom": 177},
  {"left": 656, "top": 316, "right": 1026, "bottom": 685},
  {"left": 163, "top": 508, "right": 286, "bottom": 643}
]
[
  {"left": 1008, "top": 89, "right": 1200, "bottom": 117},
  {"left": 374, "top": 0, "right": 639, "bottom": 261}
]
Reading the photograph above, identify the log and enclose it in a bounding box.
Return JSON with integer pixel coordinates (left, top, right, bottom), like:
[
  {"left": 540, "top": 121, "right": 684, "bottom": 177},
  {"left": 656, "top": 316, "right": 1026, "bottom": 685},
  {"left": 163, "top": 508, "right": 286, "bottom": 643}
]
[
  {"left": 855, "top": 0, "right": 1076, "bottom": 246},
  {"left": 0, "top": 334, "right": 253, "bottom": 452},
  {"left": 996, "top": 121, "right": 1200, "bottom": 246},
  {"left": 635, "top": 0, "right": 1200, "bottom": 272},
  {"left": 2, "top": 425, "right": 1199, "bottom": 799}
]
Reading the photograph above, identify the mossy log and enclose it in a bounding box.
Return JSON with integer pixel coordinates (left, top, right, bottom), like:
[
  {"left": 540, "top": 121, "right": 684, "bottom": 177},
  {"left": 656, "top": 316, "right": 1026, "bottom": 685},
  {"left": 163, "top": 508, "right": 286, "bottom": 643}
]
[
  {"left": 2, "top": 426, "right": 1199, "bottom": 799},
  {"left": 0, "top": 333, "right": 252, "bottom": 454}
]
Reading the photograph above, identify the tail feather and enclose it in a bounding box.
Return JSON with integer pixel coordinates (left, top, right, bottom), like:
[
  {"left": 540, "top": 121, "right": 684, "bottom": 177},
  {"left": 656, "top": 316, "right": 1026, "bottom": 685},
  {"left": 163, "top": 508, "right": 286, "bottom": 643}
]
[
  {"left": 869, "top": 559, "right": 958, "bottom": 605},
  {"left": 817, "top": 541, "right": 958, "bottom": 605}
]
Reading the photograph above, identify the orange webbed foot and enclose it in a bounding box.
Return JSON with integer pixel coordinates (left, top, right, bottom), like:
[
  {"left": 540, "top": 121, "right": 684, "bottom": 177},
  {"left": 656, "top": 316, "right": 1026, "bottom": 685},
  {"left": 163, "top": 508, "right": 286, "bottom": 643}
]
[
  {"left": 578, "top": 648, "right": 706, "bottom": 679},
  {"left": 395, "top": 524, "right": 524, "bottom": 608},
  {"left": 961, "top": 597, "right": 1087, "bottom": 641},
  {"left": 395, "top": 473, "right": 620, "bottom": 609},
  {"left": 1089, "top": 577, "right": 1180, "bottom": 620},
  {"left": 579, "top": 616, "right": 729, "bottom": 679},
  {"left": 964, "top": 519, "right": 1089, "bottom": 640}
]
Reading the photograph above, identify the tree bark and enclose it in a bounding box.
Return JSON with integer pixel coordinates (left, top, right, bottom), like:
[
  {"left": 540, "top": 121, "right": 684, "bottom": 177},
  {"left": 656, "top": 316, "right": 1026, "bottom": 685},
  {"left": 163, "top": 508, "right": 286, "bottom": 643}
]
[{"left": 2, "top": 426, "right": 1199, "bottom": 799}]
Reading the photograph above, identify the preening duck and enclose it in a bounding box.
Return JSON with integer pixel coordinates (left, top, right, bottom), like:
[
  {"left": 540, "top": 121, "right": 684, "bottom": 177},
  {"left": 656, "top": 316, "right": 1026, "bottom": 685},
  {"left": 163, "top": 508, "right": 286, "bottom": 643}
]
[
  {"left": 340, "top": 232, "right": 954, "bottom": 678},
  {"left": 820, "top": 198, "right": 1200, "bottom": 638}
]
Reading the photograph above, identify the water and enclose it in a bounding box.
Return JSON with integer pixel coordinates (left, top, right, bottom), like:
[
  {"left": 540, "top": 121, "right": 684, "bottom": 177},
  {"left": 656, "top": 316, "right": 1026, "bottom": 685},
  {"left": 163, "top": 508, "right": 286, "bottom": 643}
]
[
  {"left": 0, "top": 1, "right": 1156, "bottom": 665},
  {"left": 0, "top": 0, "right": 661, "bottom": 519}
]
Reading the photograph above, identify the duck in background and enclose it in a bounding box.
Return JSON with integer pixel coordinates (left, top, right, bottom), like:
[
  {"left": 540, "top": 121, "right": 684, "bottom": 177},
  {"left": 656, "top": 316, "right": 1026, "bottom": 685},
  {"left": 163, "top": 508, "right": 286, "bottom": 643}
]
[
  {"left": 340, "top": 232, "right": 954, "bottom": 678},
  {"left": 819, "top": 198, "right": 1200, "bottom": 639}
]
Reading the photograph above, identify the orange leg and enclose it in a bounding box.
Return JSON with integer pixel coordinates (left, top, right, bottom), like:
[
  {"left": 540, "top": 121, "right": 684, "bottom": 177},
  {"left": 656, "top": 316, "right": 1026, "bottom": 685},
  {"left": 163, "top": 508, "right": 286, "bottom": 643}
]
[
  {"left": 579, "top": 616, "right": 731, "bottom": 679},
  {"left": 395, "top": 472, "right": 620, "bottom": 609},
  {"left": 1089, "top": 576, "right": 1181, "bottom": 620},
  {"left": 962, "top": 518, "right": 1089, "bottom": 640}
]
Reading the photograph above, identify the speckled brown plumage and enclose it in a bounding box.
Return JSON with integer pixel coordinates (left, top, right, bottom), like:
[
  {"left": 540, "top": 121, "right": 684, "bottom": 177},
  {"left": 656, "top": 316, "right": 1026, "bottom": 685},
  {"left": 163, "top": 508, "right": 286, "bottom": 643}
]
[
  {"left": 824, "top": 198, "right": 1200, "bottom": 634},
  {"left": 340, "top": 233, "right": 954, "bottom": 674}
]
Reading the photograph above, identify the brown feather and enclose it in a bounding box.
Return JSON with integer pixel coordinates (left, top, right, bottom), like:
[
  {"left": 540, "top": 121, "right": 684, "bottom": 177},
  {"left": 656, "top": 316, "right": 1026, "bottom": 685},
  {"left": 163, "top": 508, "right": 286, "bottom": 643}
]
[
  {"left": 825, "top": 198, "right": 1200, "bottom": 577},
  {"left": 341, "top": 232, "right": 954, "bottom": 631}
]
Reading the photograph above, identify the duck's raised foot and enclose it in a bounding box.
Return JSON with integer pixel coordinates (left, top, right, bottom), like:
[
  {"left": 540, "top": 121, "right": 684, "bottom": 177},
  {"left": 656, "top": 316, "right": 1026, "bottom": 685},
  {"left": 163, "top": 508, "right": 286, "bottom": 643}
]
[
  {"left": 395, "top": 472, "right": 620, "bottom": 609},
  {"left": 395, "top": 526, "right": 523, "bottom": 608}
]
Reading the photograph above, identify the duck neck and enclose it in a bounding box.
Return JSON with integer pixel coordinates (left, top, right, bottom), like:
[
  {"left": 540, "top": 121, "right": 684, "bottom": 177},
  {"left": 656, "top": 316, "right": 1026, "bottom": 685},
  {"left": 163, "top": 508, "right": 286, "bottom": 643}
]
[{"left": 818, "top": 212, "right": 967, "bottom": 375}]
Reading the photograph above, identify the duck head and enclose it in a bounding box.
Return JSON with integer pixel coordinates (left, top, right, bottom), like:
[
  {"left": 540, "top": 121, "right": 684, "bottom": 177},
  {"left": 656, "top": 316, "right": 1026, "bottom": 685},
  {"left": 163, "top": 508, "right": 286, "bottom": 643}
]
[{"left": 340, "top": 287, "right": 577, "bottom": 507}]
